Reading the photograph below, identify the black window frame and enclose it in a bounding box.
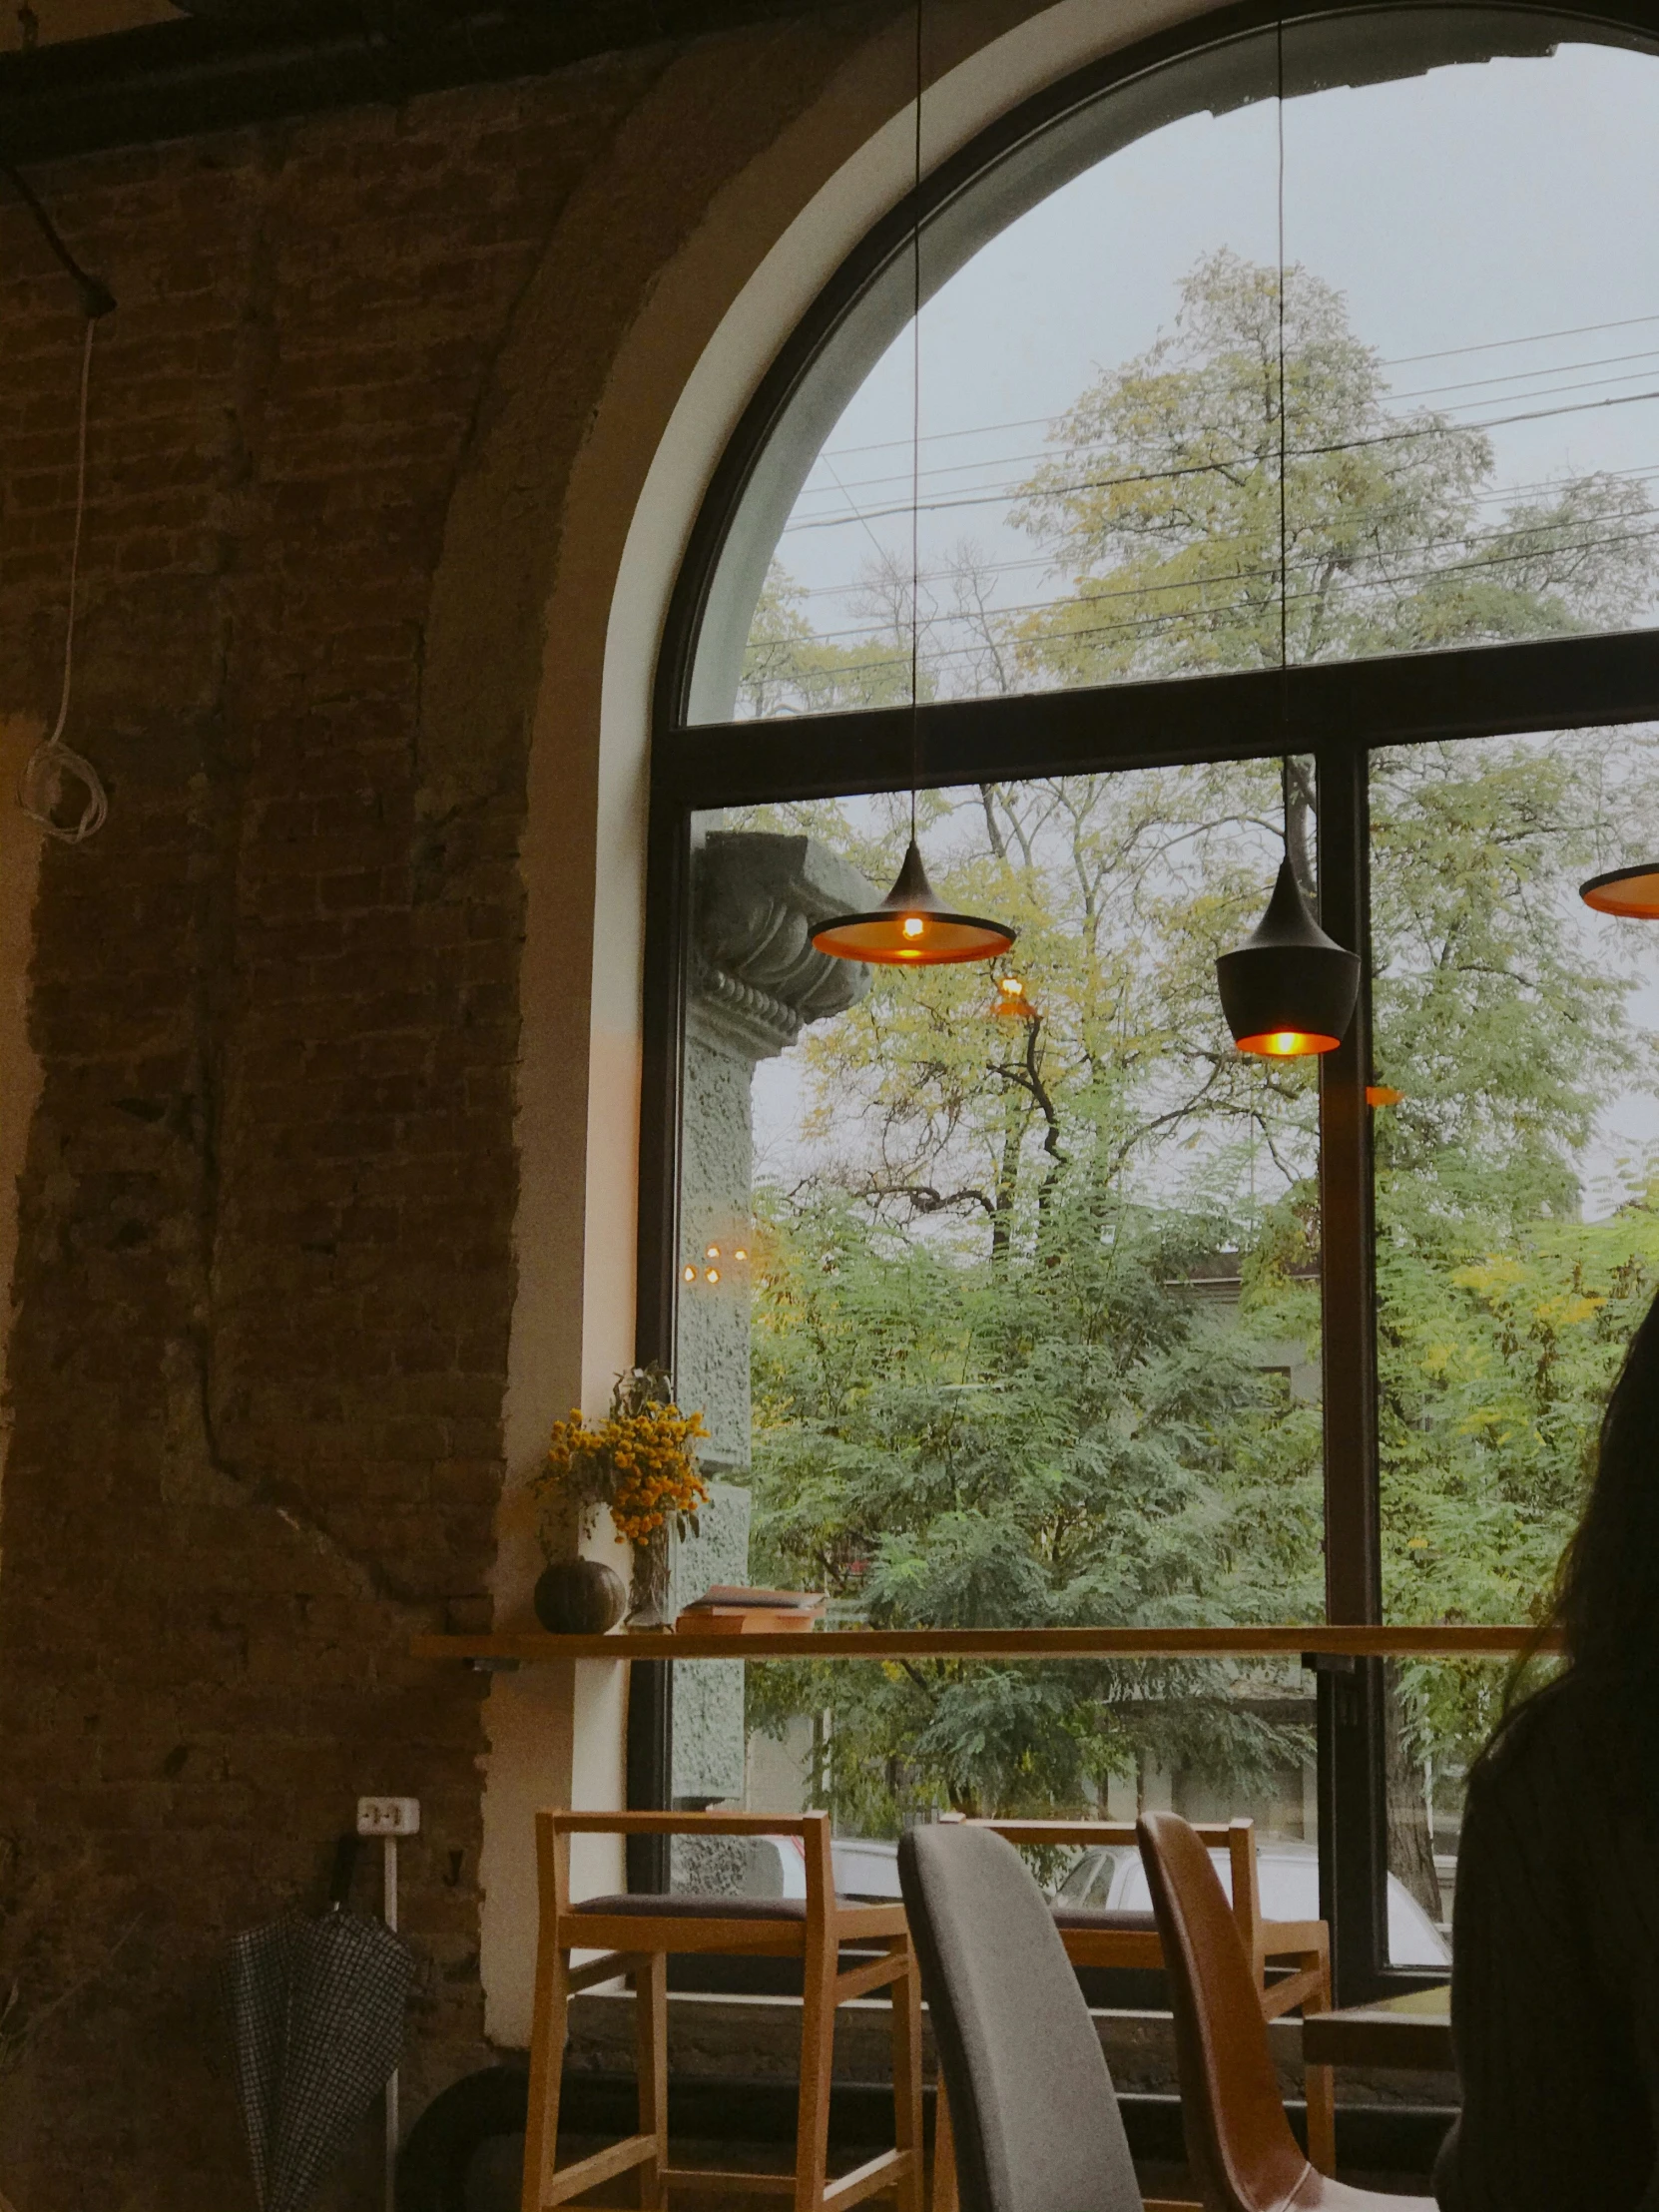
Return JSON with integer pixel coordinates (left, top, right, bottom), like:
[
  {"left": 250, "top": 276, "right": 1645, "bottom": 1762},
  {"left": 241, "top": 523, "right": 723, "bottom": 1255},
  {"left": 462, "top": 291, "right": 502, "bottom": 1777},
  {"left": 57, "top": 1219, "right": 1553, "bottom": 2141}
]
[{"left": 631, "top": 0, "right": 1659, "bottom": 2002}]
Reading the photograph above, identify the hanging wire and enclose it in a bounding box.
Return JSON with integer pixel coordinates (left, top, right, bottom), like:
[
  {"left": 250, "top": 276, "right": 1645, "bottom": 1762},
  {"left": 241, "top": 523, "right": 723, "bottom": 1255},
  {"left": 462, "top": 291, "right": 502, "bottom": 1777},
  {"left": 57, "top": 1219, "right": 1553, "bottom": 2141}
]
[
  {"left": 1275, "top": 13, "right": 1296, "bottom": 874},
  {"left": 19, "top": 317, "right": 110, "bottom": 844},
  {"left": 1277, "top": 13, "right": 1290, "bottom": 687},
  {"left": 907, "top": 0, "right": 924, "bottom": 843}
]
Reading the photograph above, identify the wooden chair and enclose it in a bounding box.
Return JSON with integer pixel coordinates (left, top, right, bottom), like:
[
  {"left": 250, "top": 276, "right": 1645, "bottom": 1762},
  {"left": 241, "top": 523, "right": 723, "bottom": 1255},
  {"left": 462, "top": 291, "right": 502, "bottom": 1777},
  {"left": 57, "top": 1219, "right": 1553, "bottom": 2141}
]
[
  {"left": 933, "top": 1819, "right": 1333, "bottom": 2199},
  {"left": 522, "top": 1810, "right": 924, "bottom": 2212},
  {"left": 1137, "top": 1812, "right": 1430, "bottom": 2212}
]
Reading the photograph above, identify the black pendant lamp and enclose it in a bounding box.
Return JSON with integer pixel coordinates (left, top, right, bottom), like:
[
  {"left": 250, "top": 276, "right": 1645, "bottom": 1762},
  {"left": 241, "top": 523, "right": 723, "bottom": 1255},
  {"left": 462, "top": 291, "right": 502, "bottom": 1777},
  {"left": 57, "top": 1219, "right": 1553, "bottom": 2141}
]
[
  {"left": 811, "top": 0, "right": 1014, "bottom": 972},
  {"left": 1214, "top": 18, "right": 1358, "bottom": 1061},
  {"left": 1580, "top": 864, "right": 1659, "bottom": 919},
  {"left": 1217, "top": 853, "right": 1359, "bottom": 1056},
  {"left": 814, "top": 838, "right": 1015, "bottom": 964}
]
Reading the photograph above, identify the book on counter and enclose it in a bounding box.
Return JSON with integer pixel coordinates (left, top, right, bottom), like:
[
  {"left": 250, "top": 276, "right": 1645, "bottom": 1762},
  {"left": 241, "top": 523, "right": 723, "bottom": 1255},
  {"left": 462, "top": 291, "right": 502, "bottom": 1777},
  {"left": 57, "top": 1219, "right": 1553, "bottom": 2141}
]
[{"left": 674, "top": 1585, "right": 828, "bottom": 1634}]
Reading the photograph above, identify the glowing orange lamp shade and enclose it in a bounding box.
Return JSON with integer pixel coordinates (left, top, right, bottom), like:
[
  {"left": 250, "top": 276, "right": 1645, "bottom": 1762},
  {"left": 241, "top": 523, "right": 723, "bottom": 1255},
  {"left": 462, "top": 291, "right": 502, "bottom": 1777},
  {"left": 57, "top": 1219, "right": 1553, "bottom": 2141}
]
[
  {"left": 813, "top": 839, "right": 1015, "bottom": 966},
  {"left": 992, "top": 975, "right": 1040, "bottom": 1020},
  {"left": 1237, "top": 1029, "right": 1343, "bottom": 1057},
  {"left": 1581, "top": 864, "right": 1659, "bottom": 918},
  {"left": 1367, "top": 1084, "right": 1404, "bottom": 1108},
  {"left": 1215, "top": 856, "right": 1360, "bottom": 1060}
]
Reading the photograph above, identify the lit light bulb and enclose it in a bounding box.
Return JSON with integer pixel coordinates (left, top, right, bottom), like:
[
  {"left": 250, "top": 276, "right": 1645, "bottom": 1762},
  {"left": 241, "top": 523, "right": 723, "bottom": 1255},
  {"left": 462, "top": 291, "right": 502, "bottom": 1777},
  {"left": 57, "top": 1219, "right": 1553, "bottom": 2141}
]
[
  {"left": 1236, "top": 1029, "right": 1339, "bottom": 1058},
  {"left": 734, "top": 1248, "right": 749, "bottom": 1263},
  {"left": 705, "top": 1245, "right": 721, "bottom": 1261},
  {"left": 901, "top": 914, "right": 925, "bottom": 938},
  {"left": 705, "top": 1267, "right": 720, "bottom": 1285},
  {"left": 999, "top": 976, "right": 1023, "bottom": 996},
  {"left": 682, "top": 1265, "right": 697, "bottom": 1284}
]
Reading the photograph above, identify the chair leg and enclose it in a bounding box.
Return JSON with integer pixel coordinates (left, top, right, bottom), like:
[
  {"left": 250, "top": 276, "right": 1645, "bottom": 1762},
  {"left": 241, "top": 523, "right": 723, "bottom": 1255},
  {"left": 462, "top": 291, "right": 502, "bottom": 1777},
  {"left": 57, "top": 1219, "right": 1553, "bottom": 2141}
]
[
  {"left": 634, "top": 1950, "right": 670, "bottom": 2209},
  {"left": 796, "top": 1933, "right": 838, "bottom": 2212},
  {"left": 888, "top": 1942, "right": 924, "bottom": 2212},
  {"left": 1305, "top": 2060, "right": 1336, "bottom": 2175},
  {"left": 930, "top": 2074, "right": 957, "bottom": 2212},
  {"left": 522, "top": 1941, "right": 571, "bottom": 2212}
]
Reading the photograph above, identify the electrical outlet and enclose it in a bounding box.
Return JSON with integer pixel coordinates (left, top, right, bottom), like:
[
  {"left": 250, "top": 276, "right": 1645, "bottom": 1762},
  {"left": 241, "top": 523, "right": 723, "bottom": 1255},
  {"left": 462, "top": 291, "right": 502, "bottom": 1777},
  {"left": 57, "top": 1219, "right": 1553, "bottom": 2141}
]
[{"left": 357, "top": 1796, "right": 420, "bottom": 1837}]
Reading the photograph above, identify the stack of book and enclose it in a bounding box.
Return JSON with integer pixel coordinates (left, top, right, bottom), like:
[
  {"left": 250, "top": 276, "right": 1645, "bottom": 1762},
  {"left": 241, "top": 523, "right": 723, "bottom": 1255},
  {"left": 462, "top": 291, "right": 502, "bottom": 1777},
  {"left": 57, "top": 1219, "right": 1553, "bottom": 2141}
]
[{"left": 674, "top": 1585, "right": 828, "bottom": 1634}]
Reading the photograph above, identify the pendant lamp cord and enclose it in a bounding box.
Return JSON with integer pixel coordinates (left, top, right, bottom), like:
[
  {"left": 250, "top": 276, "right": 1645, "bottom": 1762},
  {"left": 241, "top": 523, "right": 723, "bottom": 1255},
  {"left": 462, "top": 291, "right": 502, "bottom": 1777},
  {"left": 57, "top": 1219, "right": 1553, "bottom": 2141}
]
[
  {"left": 1275, "top": 14, "right": 1296, "bottom": 871},
  {"left": 20, "top": 316, "right": 109, "bottom": 844},
  {"left": 1276, "top": 14, "right": 1289, "bottom": 691},
  {"left": 907, "top": 0, "right": 923, "bottom": 846}
]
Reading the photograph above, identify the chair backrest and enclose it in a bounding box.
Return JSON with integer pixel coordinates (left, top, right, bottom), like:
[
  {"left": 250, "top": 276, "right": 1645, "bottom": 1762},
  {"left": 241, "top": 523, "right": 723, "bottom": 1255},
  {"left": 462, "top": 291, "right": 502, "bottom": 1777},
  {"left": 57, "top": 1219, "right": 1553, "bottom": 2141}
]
[
  {"left": 897, "top": 1825, "right": 1141, "bottom": 2212},
  {"left": 1136, "top": 1811, "right": 1310, "bottom": 2212}
]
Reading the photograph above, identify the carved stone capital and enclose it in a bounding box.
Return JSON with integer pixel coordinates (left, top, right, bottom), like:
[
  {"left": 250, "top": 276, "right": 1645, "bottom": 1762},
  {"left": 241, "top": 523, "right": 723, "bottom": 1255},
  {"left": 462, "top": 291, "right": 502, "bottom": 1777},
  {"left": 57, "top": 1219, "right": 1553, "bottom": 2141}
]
[{"left": 692, "top": 830, "right": 873, "bottom": 1060}]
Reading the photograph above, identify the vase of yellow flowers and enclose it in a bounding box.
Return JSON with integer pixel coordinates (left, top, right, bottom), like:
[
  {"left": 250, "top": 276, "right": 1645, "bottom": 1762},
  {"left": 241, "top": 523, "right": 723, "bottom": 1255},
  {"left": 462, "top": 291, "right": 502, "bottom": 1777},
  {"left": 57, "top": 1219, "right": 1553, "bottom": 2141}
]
[{"left": 535, "top": 1366, "right": 710, "bottom": 1630}]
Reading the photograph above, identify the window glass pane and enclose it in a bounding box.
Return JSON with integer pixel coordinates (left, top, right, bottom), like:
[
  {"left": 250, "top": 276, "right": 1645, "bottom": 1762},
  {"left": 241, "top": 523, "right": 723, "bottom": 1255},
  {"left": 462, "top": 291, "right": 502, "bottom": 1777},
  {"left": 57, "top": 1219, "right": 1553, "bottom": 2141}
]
[
  {"left": 689, "top": 12, "right": 1659, "bottom": 726},
  {"left": 669, "top": 768, "right": 1325, "bottom": 1853},
  {"left": 1374, "top": 723, "right": 1659, "bottom": 1961}
]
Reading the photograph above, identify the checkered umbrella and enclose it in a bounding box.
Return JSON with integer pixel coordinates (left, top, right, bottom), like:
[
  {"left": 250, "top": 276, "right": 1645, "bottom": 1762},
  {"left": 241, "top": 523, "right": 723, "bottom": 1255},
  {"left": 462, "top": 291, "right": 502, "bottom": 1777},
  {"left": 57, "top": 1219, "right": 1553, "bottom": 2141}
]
[{"left": 226, "top": 1848, "right": 414, "bottom": 2212}]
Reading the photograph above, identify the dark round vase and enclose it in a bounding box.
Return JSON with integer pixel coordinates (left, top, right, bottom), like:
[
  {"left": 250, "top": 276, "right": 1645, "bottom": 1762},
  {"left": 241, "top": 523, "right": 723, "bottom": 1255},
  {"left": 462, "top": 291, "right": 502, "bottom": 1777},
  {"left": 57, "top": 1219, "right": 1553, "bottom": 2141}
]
[{"left": 533, "top": 1558, "right": 626, "bottom": 1636}]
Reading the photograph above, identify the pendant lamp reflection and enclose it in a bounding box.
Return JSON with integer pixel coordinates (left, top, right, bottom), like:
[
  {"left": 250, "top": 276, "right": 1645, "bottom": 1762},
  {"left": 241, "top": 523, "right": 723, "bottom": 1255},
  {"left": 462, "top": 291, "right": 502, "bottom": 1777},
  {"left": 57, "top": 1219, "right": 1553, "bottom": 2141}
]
[
  {"left": 1580, "top": 863, "right": 1659, "bottom": 919},
  {"left": 813, "top": 838, "right": 1016, "bottom": 966},
  {"left": 1216, "top": 855, "right": 1360, "bottom": 1057}
]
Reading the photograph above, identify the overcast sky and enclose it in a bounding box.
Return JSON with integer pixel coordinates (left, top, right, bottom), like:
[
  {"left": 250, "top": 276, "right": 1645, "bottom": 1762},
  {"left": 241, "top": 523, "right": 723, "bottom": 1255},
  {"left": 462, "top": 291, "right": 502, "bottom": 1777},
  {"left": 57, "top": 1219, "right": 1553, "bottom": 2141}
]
[
  {"left": 781, "top": 39, "right": 1659, "bottom": 608},
  {"left": 739, "top": 35, "right": 1659, "bottom": 1226}
]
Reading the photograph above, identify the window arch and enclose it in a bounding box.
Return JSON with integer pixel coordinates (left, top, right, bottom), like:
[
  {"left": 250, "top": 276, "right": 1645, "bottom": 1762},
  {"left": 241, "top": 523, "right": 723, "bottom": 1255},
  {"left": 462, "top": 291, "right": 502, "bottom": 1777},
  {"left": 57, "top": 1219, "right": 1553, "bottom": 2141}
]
[{"left": 642, "top": 0, "right": 1659, "bottom": 2007}]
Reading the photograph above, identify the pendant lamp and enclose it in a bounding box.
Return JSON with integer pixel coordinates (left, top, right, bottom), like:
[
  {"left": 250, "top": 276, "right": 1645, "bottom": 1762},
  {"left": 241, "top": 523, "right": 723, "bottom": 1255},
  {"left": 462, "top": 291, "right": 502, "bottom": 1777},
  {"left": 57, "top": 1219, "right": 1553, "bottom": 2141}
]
[
  {"left": 814, "top": 838, "right": 1014, "bottom": 964},
  {"left": 810, "top": 0, "right": 1014, "bottom": 971},
  {"left": 1213, "top": 18, "right": 1358, "bottom": 1061},
  {"left": 1217, "top": 855, "right": 1360, "bottom": 1056},
  {"left": 1580, "top": 864, "right": 1659, "bottom": 919}
]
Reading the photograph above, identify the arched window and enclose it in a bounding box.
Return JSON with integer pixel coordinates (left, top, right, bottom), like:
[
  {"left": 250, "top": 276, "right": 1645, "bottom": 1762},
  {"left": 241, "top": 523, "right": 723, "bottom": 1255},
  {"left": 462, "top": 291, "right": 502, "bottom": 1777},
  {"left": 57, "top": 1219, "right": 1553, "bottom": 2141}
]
[{"left": 643, "top": 1, "right": 1659, "bottom": 2002}]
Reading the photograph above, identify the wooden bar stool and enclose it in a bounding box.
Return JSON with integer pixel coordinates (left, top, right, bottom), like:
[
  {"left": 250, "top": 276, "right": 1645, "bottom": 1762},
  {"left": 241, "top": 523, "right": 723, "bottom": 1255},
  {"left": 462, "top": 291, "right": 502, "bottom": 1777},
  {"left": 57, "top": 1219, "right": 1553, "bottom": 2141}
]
[
  {"left": 522, "top": 1810, "right": 924, "bottom": 2212},
  {"left": 930, "top": 1819, "right": 1334, "bottom": 2210}
]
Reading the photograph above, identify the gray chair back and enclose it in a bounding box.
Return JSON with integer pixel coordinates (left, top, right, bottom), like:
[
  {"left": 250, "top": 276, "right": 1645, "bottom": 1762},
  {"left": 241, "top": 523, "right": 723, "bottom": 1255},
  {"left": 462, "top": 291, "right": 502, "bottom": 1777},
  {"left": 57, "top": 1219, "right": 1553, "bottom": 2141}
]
[{"left": 898, "top": 1824, "right": 1142, "bottom": 2212}]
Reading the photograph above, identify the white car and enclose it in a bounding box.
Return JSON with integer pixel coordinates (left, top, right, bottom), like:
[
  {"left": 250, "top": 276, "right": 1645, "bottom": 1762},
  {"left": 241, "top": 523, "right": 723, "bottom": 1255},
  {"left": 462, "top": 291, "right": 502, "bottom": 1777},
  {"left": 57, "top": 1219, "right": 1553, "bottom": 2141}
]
[
  {"left": 745, "top": 1830, "right": 1449, "bottom": 1970},
  {"left": 739, "top": 1835, "right": 904, "bottom": 1900},
  {"left": 1055, "top": 1838, "right": 1450, "bottom": 1968}
]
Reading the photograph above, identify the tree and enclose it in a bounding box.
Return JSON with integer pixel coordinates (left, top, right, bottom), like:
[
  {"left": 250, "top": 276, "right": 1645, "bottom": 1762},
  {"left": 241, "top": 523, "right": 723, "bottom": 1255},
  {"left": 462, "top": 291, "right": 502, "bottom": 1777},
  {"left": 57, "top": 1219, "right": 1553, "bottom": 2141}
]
[
  {"left": 739, "top": 560, "right": 920, "bottom": 718},
  {"left": 723, "top": 249, "right": 1659, "bottom": 1853},
  {"left": 1009, "top": 249, "right": 1652, "bottom": 685}
]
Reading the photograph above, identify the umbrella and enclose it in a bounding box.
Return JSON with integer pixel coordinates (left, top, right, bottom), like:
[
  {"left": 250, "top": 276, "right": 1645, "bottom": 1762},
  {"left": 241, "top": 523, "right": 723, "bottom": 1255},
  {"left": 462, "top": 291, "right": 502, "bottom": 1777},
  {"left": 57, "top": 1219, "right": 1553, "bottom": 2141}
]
[{"left": 226, "top": 1837, "right": 415, "bottom": 2212}]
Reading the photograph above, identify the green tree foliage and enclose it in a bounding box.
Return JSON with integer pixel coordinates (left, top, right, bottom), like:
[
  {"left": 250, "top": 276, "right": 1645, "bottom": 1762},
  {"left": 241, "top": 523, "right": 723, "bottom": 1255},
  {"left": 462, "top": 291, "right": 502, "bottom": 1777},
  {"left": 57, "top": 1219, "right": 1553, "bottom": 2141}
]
[
  {"left": 726, "top": 250, "right": 1659, "bottom": 1846},
  {"left": 1009, "top": 249, "right": 1651, "bottom": 685},
  {"left": 739, "top": 560, "right": 920, "bottom": 717}
]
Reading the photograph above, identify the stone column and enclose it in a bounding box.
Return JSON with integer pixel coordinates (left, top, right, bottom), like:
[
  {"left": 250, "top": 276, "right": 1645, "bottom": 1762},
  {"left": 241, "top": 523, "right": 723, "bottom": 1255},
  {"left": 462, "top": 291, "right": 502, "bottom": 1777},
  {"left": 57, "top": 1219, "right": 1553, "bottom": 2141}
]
[{"left": 670, "top": 831, "right": 872, "bottom": 1810}]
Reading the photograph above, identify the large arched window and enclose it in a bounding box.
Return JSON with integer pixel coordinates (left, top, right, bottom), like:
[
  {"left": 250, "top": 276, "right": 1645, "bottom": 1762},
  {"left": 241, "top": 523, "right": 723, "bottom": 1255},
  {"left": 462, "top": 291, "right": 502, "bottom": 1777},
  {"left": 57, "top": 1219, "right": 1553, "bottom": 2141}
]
[{"left": 641, "top": 0, "right": 1659, "bottom": 2006}]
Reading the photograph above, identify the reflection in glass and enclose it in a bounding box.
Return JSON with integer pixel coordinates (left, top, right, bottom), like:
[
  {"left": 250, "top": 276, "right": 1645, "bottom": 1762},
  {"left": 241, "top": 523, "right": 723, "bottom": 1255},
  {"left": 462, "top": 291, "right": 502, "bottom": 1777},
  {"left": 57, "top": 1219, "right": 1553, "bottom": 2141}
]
[
  {"left": 670, "top": 768, "right": 1329, "bottom": 1849},
  {"left": 1374, "top": 726, "right": 1659, "bottom": 1959}
]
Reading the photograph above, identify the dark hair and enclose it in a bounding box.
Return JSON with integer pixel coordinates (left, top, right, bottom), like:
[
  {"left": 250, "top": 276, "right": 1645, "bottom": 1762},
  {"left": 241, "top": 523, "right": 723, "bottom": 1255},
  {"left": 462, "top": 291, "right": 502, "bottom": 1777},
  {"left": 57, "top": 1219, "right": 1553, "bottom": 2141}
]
[{"left": 1552, "top": 1286, "right": 1659, "bottom": 1685}]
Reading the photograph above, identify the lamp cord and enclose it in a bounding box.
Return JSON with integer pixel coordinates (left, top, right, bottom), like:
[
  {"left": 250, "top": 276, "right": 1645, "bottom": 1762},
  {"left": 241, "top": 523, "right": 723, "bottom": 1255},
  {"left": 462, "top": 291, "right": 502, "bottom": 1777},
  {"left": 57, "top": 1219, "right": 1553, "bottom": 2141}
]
[
  {"left": 1276, "top": 13, "right": 1289, "bottom": 690},
  {"left": 1275, "top": 14, "right": 1294, "bottom": 866},
  {"left": 19, "top": 316, "right": 109, "bottom": 844},
  {"left": 907, "top": 0, "right": 923, "bottom": 846}
]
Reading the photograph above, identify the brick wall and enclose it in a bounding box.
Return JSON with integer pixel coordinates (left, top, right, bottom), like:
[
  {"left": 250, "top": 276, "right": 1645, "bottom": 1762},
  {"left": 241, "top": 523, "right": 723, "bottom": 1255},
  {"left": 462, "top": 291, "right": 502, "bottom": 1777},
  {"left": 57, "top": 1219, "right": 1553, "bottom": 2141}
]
[{"left": 0, "top": 14, "right": 877, "bottom": 2202}]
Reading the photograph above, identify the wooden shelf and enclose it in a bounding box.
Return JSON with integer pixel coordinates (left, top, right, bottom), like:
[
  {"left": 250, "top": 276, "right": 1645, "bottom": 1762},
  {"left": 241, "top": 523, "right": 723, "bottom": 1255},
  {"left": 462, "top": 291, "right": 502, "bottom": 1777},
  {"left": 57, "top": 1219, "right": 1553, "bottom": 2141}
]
[{"left": 412, "top": 1623, "right": 1556, "bottom": 1664}]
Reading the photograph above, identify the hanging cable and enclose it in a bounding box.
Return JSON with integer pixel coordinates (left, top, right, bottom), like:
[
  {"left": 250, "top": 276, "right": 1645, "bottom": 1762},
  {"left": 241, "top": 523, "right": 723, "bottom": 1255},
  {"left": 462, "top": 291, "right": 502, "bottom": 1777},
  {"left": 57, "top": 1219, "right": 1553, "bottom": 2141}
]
[
  {"left": 19, "top": 317, "right": 109, "bottom": 844},
  {"left": 808, "top": 0, "right": 1015, "bottom": 969},
  {"left": 1277, "top": 13, "right": 1290, "bottom": 694},
  {"left": 907, "top": 0, "right": 923, "bottom": 844}
]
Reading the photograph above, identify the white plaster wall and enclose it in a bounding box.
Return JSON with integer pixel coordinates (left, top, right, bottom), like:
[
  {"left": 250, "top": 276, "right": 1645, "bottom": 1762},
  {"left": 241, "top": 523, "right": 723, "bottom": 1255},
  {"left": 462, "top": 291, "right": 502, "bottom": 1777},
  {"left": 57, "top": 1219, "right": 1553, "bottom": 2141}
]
[{"left": 484, "top": 0, "right": 1228, "bottom": 2046}]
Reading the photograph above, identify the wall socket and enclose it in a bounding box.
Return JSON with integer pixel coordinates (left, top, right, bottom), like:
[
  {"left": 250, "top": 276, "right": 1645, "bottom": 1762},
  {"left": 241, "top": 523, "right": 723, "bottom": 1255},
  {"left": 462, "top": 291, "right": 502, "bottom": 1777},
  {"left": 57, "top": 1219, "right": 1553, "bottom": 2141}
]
[{"left": 357, "top": 1796, "right": 420, "bottom": 1837}]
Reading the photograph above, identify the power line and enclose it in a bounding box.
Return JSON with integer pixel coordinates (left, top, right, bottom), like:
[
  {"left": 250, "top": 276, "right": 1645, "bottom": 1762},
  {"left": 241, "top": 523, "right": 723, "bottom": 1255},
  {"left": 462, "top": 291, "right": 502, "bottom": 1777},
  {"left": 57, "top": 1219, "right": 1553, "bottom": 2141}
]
[
  {"left": 812, "top": 313, "right": 1659, "bottom": 464},
  {"left": 753, "top": 521, "right": 1659, "bottom": 676},
  {"left": 783, "top": 384, "right": 1659, "bottom": 536}
]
